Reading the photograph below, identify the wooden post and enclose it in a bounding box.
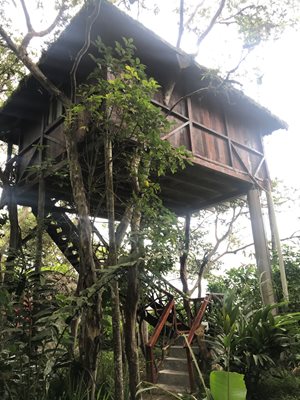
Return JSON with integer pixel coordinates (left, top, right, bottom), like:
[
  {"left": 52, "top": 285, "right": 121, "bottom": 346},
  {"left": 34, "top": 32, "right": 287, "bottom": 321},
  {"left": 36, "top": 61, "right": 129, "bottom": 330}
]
[
  {"left": 247, "top": 187, "right": 276, "bottom": 306},
  {"left": 266, "top": 180, "right": 289, "bottom": 301}
]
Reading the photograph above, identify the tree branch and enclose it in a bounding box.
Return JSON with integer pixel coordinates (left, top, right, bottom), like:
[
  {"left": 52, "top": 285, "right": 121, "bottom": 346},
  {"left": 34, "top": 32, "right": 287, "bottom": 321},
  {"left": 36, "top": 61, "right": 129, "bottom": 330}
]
[
  {"left": 176, "top": 0, "right": 184, "bottom": 48},
  {"left": 20, "top": 0, "right": 33, "bottom": 32},
  {"left": 115, "top": 203, "right": 134, "bottom": 250},
  {"left": 0, "top": 25, "right": 70, "bottom": 106},
  {"left": 224, "top": 48, "right": 253, "bottom": 81},
  {"left": 195, "top": 0, "right": 226, "bottom": 51},
  {"left": 92, "top": 225, "right": 109, "bottom": 248},
  {"left": 185, "top": 0, "right": 205, "bottom": 27},
  {"left": 20, "top": 0, "right": 68, "bottom": 52},
  {"left": 70, "top": 0, "right": 102, "bottom": 101},
  {"left": 218, "top": 5, "right": 263, "bottom": 25}
]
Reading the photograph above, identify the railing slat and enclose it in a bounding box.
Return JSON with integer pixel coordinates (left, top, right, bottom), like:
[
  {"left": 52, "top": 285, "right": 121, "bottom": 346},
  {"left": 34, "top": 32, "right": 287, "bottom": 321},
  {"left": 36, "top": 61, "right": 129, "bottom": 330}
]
[
  {"left": 185, "top": 294, "right": 212, "bottom": 346},
  {"left": 146, "top": 297, "right": 175, "bottom": 348}
]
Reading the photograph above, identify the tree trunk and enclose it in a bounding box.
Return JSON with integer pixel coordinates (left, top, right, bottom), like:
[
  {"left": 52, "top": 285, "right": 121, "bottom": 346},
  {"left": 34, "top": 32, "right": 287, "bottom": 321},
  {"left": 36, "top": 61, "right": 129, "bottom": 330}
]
[
  {"left": 64, "top": 125, "right": 101, "bottom": 398},
  {"left": 5, "top": 186, "right": 20, "bottom": 287},
  {"left": 125, "top": 208, "right": 141, "bottom": 400},
  {"left": 139, "top": 319, "right": 148, "bottom": 357},
  {"left": 104, "top": 132, "right": 124, "bottom": 400},
  {"left": 34, "top": 177, "right": 45, "bottom": 275},
  {"left": 179, "top": 214, "right": 192, "bottom": 324},
  {"left": 110, "top": 281, "right": 124, "bottom": 400}
]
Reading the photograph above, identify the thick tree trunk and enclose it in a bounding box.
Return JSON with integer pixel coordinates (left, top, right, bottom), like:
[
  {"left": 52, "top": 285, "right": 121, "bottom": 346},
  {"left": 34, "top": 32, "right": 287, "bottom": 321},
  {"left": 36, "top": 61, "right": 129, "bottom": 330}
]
[
  {"left": 34, "top": 178, "right": 45, "bottom": 274},
  {"left": 110, "top": 280, "right": 124, "bottom": 399},
  {"left": 104, "top": 132, "right": 124, "bottom": 400},
  {"left": 5, "top": 186, "right": 20, "bottom": 287},
  {"left": 179, "top": 214, "right": 192, "bottom": 324},
  {"left": 139, "top": 319, "right": 148, "bottom": 357},
  {"left": 64, "top": 126, "right": 101, "bottom": 399},
  {"left": 125, "top": 208, "right": 141, "bottom": 400}
]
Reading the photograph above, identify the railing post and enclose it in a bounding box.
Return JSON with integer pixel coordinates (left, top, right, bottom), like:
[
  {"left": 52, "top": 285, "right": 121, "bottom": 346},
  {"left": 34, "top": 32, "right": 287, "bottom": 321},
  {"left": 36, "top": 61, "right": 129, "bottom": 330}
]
[
  {"left": 145, "top": 345, "right": 156, "bottom": 383},
  {"left": 186, "top": 347, "right": 196, "bottom": 393}
]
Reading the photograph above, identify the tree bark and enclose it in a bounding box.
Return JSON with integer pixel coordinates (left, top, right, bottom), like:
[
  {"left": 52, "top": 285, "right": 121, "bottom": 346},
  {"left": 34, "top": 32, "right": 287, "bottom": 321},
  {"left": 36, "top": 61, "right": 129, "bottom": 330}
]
[
  {"left": 125, "top": 208, "right": 141, "bottom": 400},
  {"left": 34, "top": 177, "right": 45, "bottom": 275},
  {"left": 179, "top": 214, "right": 192, "bottom": 324},
  {"left": 5, "top": 186, "right": 20, "bottom": 287},
  {"left": 65, "top": 125, "right": 101, "bottom": 399},
  {"left": 104, "top": 132, "right": 124, "bottom": 400}
]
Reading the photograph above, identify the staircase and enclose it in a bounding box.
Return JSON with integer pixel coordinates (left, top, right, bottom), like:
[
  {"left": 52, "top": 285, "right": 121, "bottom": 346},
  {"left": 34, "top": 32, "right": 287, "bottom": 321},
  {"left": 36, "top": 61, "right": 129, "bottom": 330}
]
[
  {"left": 156, "top": 336, "right": 194, "bottom": 393},
  {"left": 143, "top": 281, "right": 213, "bottom": 395},
  {"left": 32, "top": 208, "right": 104, "bottom": 272},
  {"left": 32, "top": 207, "right": 215, "bottom": 395}
]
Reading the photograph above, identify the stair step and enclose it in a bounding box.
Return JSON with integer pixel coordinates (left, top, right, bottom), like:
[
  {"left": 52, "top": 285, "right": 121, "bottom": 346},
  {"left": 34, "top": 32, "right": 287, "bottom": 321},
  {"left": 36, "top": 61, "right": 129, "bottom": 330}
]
[
  {"left": 168, "top": 345, "right": 198, "bottom": 358},
  {"left": 163, "top": 357, "right": 188, "bottom": 371},
  {"left": 157, "top": 369, "right": 190, "bottom": 387},
  {"left": 146, "top": 383, "right": 189, "bottom": 397}
]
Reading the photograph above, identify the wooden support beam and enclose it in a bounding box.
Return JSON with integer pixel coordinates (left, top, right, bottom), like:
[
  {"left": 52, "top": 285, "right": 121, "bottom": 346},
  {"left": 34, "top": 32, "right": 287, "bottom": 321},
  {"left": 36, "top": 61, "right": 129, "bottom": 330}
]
[
  {"left": 266, "top": 180, "right": 289, "bottom": 301},
  {"left": 247, "top": 187, "right": 276, "bottom": 306}
]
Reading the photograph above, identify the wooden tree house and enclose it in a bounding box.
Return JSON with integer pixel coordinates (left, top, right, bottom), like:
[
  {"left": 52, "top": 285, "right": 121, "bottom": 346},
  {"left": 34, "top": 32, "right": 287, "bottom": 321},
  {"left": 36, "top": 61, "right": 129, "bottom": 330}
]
[{"left": 0, "top": 2, "right": 286, "bottom": 303}]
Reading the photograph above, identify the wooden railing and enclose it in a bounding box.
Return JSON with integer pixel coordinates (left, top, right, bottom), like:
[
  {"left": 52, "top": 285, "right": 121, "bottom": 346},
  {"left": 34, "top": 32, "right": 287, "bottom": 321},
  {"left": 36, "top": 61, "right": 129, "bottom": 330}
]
[
  {"left": 185, "top": 294, "right": 212, "bottom": 347},
  {"left": 184, "top": 294, "right": 212, "bottom": 392},
  {"left": 144, "top": 292, "right": 218, "bottom": 392},
  {"left": 145, "top": 297, "right": 177, "bottom": 382}
]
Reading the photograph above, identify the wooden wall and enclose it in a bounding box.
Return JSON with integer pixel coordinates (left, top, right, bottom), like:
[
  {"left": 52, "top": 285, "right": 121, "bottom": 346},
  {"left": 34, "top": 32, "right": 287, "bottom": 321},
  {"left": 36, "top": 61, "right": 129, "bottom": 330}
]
[{"left": 15, "top": 80, "right": 267, "bottom": 194}]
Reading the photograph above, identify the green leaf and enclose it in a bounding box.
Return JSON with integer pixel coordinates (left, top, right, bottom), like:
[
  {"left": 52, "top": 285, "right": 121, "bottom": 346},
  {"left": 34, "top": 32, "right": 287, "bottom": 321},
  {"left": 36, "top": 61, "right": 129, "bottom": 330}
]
[{"left": 210, "top": 371, "right": 247, "bottom": 400}]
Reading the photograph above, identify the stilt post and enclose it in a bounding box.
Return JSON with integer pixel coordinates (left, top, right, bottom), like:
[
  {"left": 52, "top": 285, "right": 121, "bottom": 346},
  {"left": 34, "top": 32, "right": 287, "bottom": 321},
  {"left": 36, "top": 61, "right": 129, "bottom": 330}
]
[
  {"left": 266, "top": 180, "right": 289, "bottom": 301},
  {"left": 247, "top": 187, "right": 276, "bottom": 306}
]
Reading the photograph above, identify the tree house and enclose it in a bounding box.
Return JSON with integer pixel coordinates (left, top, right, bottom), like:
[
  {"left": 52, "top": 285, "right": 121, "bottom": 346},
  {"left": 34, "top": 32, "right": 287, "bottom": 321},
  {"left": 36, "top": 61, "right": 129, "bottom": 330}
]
[{"left": 0, "top": 1, "right": 286, "bottom": 304}]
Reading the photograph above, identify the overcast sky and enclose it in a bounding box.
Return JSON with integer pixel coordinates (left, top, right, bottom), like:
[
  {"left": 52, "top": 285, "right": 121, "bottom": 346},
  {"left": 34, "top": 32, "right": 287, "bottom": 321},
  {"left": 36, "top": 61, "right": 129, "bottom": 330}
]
[{"left": 121, "top": 3, "right": 300, "bottom": 189}]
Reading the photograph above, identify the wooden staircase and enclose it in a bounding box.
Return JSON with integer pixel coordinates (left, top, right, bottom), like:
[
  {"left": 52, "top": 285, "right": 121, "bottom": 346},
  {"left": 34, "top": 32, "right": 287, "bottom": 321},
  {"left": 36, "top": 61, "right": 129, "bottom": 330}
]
[
  {"left": 142, "top": 283, "right": 215, "bottom": 395},
  {"left": 31, "top": 208, "right": 216, "bottom": 395},
  {"left": 32, "top": 207, "right": 105, "bottom": 272},
  {"left": 156, "top": 335, "right": 194, "bottom": 393}
]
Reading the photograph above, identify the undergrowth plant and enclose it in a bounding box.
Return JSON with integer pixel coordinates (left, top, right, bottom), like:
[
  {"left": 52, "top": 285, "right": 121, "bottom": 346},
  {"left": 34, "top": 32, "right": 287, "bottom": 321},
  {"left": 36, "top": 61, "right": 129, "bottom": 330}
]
[{"left": 208, "top": 293, "right": 300, "bottom": 394}]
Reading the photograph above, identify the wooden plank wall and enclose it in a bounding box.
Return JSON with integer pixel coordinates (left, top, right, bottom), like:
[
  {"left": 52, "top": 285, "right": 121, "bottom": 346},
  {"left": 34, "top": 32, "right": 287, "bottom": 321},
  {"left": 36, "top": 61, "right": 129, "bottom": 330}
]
[{"left": 15, "top": 82, "right": 267, "bottom": 188}]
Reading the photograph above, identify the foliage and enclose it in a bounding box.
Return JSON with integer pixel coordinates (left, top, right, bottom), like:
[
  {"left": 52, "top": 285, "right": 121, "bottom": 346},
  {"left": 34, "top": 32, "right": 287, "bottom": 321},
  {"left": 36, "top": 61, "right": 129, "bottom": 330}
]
[
  {"left": 207, "top": 264, "right": 261, "bottom": 308},
  {"left": 272, "top": 247, "right": 300, "bottom": 310},
  {"left": 210, "top": 371, "right": 247, "bottom": 400},
  {"left": 68, "top": 37, "right": 189, "bottom": 268},
  {"left": 0, "top": 46, "right": 25, "bottom": 103},
  {"left": 208, "top": 294, "right": 300, "bottom": 393},
  {"left": 207, "top": 245, "right": 300, "bottom": 308},
  {"left": 252, "top": 371, "right": 300, "bottom": 400},
  {"left": 0, "top": 268, "right": 72, "bottom": 399},
  {"left": 0, "top": 253, "right": 131, "bottom": 399}
]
